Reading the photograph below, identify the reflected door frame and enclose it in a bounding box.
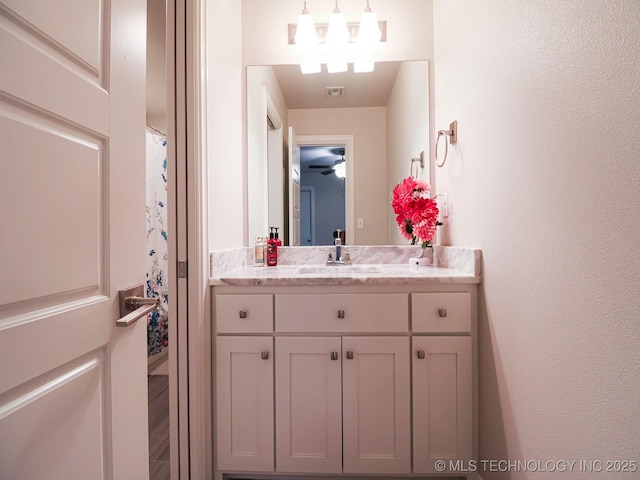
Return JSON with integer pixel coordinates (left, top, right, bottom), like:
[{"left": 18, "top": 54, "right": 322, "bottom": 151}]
[{"left": 295, "top": 135, "right": 354, "bottom": 245}]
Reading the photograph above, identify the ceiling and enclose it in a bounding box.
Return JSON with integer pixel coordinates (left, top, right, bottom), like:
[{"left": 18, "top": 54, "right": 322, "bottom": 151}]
[
  {"left": 273, "top": 61, "right": 405, "bottom": 174},
  {"left": 271, "top": 61, "right": 403, "bottom": 110}
]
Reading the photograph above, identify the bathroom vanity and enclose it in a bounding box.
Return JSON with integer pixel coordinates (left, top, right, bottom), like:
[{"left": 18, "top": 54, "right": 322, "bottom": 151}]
[{"left": 210, "top": 246, "right": 481, "bottom": 479}]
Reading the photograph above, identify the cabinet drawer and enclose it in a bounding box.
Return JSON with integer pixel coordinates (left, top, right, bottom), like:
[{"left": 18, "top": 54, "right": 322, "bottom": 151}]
[
  {"left": 411, "top": 292, "right": 471, "bottom": 333},
  {"left": 216, "top": 294, "right": 273, "bottom": 333},
  {"left": 275, "top": 294, "right": 408, "bottom": 333}
]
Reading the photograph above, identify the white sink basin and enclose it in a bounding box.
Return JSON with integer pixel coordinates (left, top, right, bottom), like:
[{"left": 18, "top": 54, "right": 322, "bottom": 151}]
[{"left": 295, "top": 265, "right": 383, "bottom": 275}]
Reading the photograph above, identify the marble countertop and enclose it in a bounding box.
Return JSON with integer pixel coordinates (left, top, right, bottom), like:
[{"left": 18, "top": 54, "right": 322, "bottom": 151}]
[{"left": 209, "top": 246, "right": 481, "bottom": 286}]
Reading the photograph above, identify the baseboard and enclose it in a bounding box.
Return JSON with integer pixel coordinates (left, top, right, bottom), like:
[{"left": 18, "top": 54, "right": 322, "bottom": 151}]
[{"left": 148, "top": 347, "right": 168, "bottom": 369}]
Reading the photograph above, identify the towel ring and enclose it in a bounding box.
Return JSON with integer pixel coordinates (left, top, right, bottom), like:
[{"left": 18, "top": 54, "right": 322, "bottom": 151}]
[{"left": 435, "top": 120, "right": 458, "bottom": 168}]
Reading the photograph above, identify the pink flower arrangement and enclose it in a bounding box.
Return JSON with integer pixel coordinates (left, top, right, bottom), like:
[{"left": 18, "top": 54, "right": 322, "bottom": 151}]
[{"left": 392, "top": 176, "right": 441, "bottom": 249}]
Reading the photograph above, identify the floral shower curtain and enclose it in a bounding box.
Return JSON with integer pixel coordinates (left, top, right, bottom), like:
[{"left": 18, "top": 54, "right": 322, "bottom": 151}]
[{"left": 146, "top": 128, "right": 169, "bottom": 357}]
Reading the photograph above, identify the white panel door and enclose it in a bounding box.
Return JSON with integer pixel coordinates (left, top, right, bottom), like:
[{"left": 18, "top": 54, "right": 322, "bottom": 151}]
[
  {"left": 342, "top": 336, "right": 411, "bottom": 474},
  {"left": 0, "top": 0, "right": 149, "bottom": 479},
  {"left": 288, "top": 126, "right": 300, "bottom": 246},
  {"left": 216, "top": 336, "right": 274, "bottom": 472},
  {"left": 275, "top": 336, "right": 342, "bottom": 473},
  {"left": 412, "top": 336, "right": 472, "bottom": 474}
]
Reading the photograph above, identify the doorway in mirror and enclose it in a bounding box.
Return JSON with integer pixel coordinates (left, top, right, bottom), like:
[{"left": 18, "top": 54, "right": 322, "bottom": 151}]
[{"left": 300, "top": 145, "right": 346, "bottom": 246}]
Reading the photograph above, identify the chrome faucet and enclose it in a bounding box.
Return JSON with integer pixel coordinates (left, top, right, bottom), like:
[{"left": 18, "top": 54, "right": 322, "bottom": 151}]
[{"left": 326, "top": 238, "right": 351, "bottom": 265}]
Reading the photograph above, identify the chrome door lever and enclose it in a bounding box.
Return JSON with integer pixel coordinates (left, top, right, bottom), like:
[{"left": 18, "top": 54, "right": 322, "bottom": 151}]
[{"left": 117, "top": 284, "right": 160, "bottom": 327}]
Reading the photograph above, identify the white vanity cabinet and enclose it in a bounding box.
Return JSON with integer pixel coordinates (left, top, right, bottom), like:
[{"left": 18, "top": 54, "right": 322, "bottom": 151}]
[
  {"left": 275, "top": 335, "right": 411, "bottom": 475},
  {"left": 213, "top": 283, "right": 477, "bottom": 479},
  {"left": 214, "top": 294, "right": 275, "bottom": 472},
  {"left": 411, "top": 292, "right": 473, "bottom": 474},
  {"left": 215, "top": 336, "right": 274, "bottom": 471}
]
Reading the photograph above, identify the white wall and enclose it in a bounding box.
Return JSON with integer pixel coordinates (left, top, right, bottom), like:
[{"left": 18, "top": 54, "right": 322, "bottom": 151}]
[
  {"left": 386, "top": 60, "right": 430, "bottom": 244},
  {"left": 246, "top": 66, "right": 288, "bottom": 242},
  {"left": 146, "top": 0, "right": 166, "bottom": 133},
  {"left": 433, "top": 1, "right": 640, "bottom": 478},
  {"left": 289, "top": 107, "right": 388, "bottom": 245},
  {"left": 206, "top": 0, "right": 244, "bottom": 249}
]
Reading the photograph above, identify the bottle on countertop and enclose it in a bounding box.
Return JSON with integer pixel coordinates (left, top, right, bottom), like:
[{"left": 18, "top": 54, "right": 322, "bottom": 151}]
[
  {"left": 274, "top": 227, "right": 282, "bottom": 246},
  {"left": 266, "top": 227, "right": 278, "bottom": 266},
  {"left": 254, "top": 236, "right": 265, "bottom": 266}
]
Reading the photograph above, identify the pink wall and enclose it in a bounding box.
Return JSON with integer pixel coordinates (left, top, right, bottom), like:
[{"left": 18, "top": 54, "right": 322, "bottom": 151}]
[{"left": 433, "top": 1, "right": 640, "bottom": 478}]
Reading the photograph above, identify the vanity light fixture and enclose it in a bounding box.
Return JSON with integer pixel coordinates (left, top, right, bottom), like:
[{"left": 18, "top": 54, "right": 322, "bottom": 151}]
[
  {"left": 327, "top": 1, "right": 349, "bottom": 46},
  {"left": 357, "top": 0, "right": 382, "bottom": 46},
  {"left": 353, "top": 0, "right": 381, "bottom": 72},
  {"left": 295, "top": 1, "right": 321, "bottom": 74},
  {"left": 326, "top": 1, "right": 349, "bottom": 73},
  {"left": 290, "top": 0, "right": 385, "bottom": 74}
]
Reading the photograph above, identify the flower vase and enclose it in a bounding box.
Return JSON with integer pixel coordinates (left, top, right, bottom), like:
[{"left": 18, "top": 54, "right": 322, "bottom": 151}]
[{"left": 409, "top": 245, "right": 433, "bottom": 268}]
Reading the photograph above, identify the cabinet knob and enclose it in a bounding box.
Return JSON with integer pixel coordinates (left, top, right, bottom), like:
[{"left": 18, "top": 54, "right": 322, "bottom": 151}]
[
  {"left": 438, "top": 308, "right": 448, "bottom": 318},
  {"left": 337, "top": 310, "right": 345, "bottom": 319},
  {"left": 346, "top": 351, "right": 354, "bottom": 360},
  {"left": 239, "top": 309, "right": 248, "bottom": 319},
  {"left": 417, "top": 350, "right": 426, "bottom": 359},
  {"left": 261, "top": 351, "right": 269, "bottom": 360},
  {"left": 330, "top": 351, "right": 339, "bottom": 361}
]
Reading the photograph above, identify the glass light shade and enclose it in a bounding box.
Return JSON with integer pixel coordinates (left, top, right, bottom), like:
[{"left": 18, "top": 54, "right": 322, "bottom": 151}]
[
  {"left": 300, "top": 63, "right": 321, "bottom": 74},
  {"left": 327, "top": 62, "right": 348, "bottom": 73},
  {"left": 358, "top": 10, "right": 381, "bottom": 46},
  {"left": 327, "top": 11, "right": 349, "bottom": 46},
  {"left": 295, "top": 12, "right": 318, "bottom": 47},
  {"left": 334, "top": 162, "right": 346, "bottom": 178},
  {"left": 354, "top": 62, "right": 375, "bottom": 73}
]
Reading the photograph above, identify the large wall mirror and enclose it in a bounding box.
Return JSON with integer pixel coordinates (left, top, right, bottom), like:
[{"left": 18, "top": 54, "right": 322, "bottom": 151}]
[{"left": 247, "top": 60, "right": 430, "bottom": 246}]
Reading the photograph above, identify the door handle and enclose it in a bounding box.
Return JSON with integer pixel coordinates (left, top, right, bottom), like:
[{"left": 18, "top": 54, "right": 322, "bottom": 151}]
[{"left": 117, "top": 284, "right": 160, "bottom": 327}]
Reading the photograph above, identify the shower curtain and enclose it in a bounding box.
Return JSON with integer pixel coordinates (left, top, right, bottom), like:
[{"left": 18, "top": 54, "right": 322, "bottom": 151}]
[{"left": 146, "top": 128, "right": 169, "bottom": 357}]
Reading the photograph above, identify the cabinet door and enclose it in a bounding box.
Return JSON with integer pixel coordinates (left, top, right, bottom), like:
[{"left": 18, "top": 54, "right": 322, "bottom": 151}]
[
  {"left": 342, "top": 336, "right": 411, "bottom": 474},
  {"left": 275, "top": 337, "right": 342, "bottom": 473},
  {"left": 216, "top": 336, "right": 274, "bottom": 471},
  {"left": 412, "top": 336, "right": 472, "bottom": 473}
]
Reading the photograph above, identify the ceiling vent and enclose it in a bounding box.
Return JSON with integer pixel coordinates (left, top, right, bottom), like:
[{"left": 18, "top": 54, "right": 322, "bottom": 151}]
[{"left": 326, "top": 86, "right": 345, "bottom": 97}]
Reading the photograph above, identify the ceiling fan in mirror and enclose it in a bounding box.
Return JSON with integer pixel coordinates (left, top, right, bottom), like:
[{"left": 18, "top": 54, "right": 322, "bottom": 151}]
[{"left": 308, "top": 147, "right": 346, "bottom": 176}]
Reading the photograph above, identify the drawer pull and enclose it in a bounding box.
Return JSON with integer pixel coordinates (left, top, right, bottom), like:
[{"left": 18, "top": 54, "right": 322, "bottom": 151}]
[
  {"left": 438, "top": 308, "right": 448, "bottom": 318},
  {"left": 261, "top": 351, "right": 269, "bottom": 360},
  {"left": 337, "top": 310, "right": 345, "bottom": 319},
  {"left": 346, "top": 351, "right": 354, "bottom": 360},
  {"left": 417, "top": 350, "right": 426, "bottom": 359},
  {"left": 330, "top": 351, "right": 339, "bottom": 361},
  {"left": 239, "top": 309, "right": 248, "bottom": 319}
]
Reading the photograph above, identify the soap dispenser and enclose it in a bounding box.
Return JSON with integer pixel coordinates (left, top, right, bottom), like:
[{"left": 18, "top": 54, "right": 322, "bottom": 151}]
[
  {"left": 274, "top": 227, "right": 282, "bottom": 246},
  {"left": 266, "top": 227, "right": 278, "bottom": 266},
  {"left": 254, "top": 236, "right": 265, "bottom": 266}
]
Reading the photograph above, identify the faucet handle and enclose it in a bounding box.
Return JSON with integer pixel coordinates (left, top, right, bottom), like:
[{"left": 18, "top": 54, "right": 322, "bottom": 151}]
[
  {"left": 342, "top": 251, "right": 351, "bottom": 263},
  {"left": 334, "top": 237, "right": 342, "bottom": 246}
]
